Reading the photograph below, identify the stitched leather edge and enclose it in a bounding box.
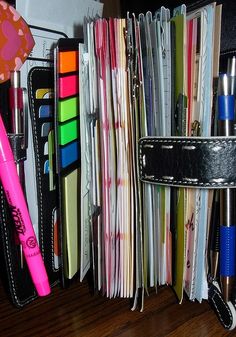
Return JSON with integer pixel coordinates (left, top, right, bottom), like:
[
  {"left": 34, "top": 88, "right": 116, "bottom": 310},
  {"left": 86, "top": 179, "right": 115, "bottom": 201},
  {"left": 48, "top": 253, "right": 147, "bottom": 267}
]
[
  {"left": 139, "top": 137, "right": 236, "bottom": 188},
  {"left": 208, "top": 281, "right": 235, "bottom": 330}
]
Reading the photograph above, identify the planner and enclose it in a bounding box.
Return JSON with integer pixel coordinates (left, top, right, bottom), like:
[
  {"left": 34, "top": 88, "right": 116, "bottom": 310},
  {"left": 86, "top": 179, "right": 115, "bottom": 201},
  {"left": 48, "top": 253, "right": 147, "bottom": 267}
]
[{"left": 1, "top": 0, "right": 236, "bottom": 332}]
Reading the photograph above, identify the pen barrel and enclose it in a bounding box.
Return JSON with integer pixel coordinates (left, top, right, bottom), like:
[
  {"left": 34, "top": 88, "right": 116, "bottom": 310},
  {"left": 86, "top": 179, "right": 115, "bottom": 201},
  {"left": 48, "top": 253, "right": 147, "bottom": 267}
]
[
  {"left": 218, "top": 95, "right": 234, "bottom": 136},
  {"left": 0, "top": 160, "right": 50, "bottom": 296},
  {"left": 227, "top": 57, "right": 236, "bottom": 95},
  {"left": 218, "top": 95, "right": 234, "bottom": 120},
  {"left": 209, "top": 191, "right": 220, "bottom": 279},
  {"left": 218, "top": 119, "right": 234, "bottom": 136},
  {"left": 210, "top": 191, "right": 220, "bottom": 252},
  {"left": 220, "top": 224, "right": 236, "bottom": 302},
  {"left": 220, "top": 189, "right": 234, "bottom": 225},
  {"left": 9, "top": 80, "right": 25, "bottom": 190},
  {"left": 217, "top": 79, "right": 236, "bottom": 301},
  {"left": 218, "top": 149, "right": 235, "bottom": 302},
  {"left": 220, "top": 225, "right": 236, "bottom": 276},
  {"left": 220, "top": 190, "right": 236, "bottom": 301},
  {"left": 9, "top": 87, "right": 24, "bottom": 133}
]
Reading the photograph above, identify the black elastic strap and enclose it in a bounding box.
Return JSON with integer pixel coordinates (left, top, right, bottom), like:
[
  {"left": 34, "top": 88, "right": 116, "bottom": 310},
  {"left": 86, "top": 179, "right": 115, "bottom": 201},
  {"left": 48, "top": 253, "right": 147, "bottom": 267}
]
[{"left": 139, "top": 136, "right": 236, "bottom": 188}]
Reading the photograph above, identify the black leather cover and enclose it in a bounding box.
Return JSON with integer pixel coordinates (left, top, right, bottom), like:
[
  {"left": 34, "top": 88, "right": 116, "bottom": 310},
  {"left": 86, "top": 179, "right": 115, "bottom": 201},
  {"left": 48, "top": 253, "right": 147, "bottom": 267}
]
[
  {"left": 208, "top": 281, "right": 236, "bottom": 330},
  {"left": 0, "top": 67, "right": 60, "bottom": 307},
  {"left": 139, "top": 136, "right": 236, "bottom": 188},
  {"left": 27, "top": 67, "right": 60, "bottom": 285}
]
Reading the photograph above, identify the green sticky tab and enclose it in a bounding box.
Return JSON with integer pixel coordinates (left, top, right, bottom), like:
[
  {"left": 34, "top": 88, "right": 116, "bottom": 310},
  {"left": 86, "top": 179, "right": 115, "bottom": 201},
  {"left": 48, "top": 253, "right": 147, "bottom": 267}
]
[
  {"left": 58, "top": 119, "right": 78, "bottom": 145},
  {"left": 58, "top": 97, "right": 78, "bottom": 122}
]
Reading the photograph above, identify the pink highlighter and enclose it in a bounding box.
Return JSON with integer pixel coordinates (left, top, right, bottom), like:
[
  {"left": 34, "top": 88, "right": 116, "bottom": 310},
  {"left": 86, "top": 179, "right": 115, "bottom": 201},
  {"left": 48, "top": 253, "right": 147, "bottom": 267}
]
[{"left": 0, "top": 114, "right": 51, "bottom": 296}]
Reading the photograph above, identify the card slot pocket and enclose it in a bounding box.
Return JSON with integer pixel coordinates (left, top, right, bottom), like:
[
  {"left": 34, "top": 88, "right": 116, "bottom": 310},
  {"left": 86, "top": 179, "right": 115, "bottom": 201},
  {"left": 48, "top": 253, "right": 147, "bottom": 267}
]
[
  {"left": 35, "top": 88, "right": 54, "bottom": 99},
  {"left": 38, "top": 104, "right": 53, "bottom": 119},
  {"left": 41, "top": 121, "right": 53, "bottom": 138},
  {"left": 27, "top": 66, "right": 60, "bottom": 290}
]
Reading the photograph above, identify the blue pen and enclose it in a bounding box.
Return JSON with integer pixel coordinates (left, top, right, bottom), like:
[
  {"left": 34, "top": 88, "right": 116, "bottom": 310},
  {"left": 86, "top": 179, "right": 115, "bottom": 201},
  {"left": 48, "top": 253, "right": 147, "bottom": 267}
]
[{"left": 218, "top": 73, "right": 236, "bottom": 302}]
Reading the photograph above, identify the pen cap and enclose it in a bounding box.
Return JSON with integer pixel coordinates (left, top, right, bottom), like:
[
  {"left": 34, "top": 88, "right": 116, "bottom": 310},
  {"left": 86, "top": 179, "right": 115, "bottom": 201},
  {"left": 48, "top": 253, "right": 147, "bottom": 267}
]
[
  {"left": 0, "top": 114, "right": 14, "bottom": 163},
  {"left": 35, "top": 280, "right": 51, "bottom": 296}
]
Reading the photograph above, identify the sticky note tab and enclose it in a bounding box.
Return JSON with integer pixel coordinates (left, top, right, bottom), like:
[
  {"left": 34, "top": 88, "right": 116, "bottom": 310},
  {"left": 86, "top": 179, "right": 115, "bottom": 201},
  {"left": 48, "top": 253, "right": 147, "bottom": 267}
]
[
  {"left": 62, "top": 168, "right": 80, "bottom": 278},
  {"left": 58, "top": 119, "right": 78, "bottom": 145},
  {"left": 58, "top": 97, "right": 78, "bottom": 122},
  {"left": 59, "top": 51, "right": 78, "bottom": 74},
  {"left": 59, "top": 75, "right": 78, "bottom": 98},
  {"left": 60, "top": 141, "right": 79, "bottom": 168}
]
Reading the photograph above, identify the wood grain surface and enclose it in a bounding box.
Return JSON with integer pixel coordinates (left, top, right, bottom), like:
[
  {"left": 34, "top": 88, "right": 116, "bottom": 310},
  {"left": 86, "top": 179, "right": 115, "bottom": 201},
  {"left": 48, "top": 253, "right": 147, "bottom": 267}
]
[{"left": 0, "top": 278, "right": 235, "bottom": 337}]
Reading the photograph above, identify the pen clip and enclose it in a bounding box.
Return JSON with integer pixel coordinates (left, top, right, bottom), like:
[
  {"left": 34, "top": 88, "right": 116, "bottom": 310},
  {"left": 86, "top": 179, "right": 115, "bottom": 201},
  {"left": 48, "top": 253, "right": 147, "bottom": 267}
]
[
  {"left": 191, "top": 120, "right": 201, "bottom": 136},
  {"left": 174, "top": 93, "right": 187, "bottom": 135},
  {"left": 87, "top": 108, "right": 99, "bottom": 130},
  {"left": 22, "top": 88, "right": 28, "bottom": 150}
]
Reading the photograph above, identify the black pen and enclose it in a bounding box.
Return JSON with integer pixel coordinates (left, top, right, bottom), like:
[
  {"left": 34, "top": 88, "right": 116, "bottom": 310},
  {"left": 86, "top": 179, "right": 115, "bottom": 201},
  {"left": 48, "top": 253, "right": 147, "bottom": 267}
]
[{"left": 218, "top": 73, "right": 236, "bottom": 302}]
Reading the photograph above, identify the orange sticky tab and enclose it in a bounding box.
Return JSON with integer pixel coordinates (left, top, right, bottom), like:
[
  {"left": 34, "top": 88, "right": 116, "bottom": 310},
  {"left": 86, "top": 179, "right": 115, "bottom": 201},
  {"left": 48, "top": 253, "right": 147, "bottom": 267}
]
[{"left": 59, "top": 51, "right": 78, "bottom": 74}]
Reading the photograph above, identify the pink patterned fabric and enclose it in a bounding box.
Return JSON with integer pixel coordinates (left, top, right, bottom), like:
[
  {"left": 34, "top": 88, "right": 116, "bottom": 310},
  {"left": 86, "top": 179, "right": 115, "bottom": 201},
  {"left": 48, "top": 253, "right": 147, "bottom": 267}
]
[{"left": 0, "top": 1, "right": 34, "bottom": 83}]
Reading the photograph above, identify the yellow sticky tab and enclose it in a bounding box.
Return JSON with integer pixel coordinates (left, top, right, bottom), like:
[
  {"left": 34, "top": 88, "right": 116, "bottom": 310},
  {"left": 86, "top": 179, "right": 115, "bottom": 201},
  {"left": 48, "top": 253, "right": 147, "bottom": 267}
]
[{"left": 62, "top": 168, "right": 80, "bottom": 279}]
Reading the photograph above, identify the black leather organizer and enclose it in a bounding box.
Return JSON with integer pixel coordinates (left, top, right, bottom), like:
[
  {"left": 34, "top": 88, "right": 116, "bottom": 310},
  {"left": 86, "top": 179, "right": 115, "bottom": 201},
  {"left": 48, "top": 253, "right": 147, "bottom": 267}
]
[
  {"left": 136, "top": 0, "right": 236, "bottom": 331},
  {"left": 0, "top": 67, "right": 60, "bottom": 307},
  {"left": 0, "top": 0, "right": 236, "bottom": 332}
]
